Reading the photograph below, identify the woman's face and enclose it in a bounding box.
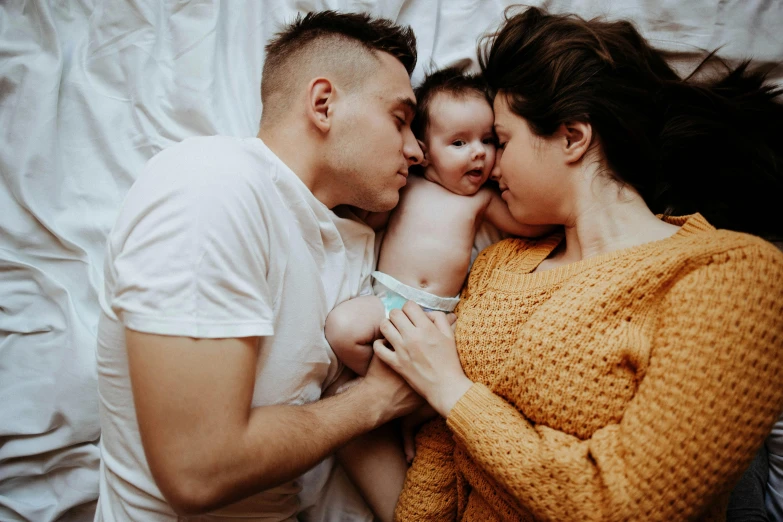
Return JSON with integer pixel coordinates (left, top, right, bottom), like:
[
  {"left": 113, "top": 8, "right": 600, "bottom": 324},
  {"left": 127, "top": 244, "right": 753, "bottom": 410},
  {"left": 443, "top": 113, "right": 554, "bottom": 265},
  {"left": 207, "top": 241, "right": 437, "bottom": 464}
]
[{"left": 492, "top": 94, "right": 570, "bottom": 225}]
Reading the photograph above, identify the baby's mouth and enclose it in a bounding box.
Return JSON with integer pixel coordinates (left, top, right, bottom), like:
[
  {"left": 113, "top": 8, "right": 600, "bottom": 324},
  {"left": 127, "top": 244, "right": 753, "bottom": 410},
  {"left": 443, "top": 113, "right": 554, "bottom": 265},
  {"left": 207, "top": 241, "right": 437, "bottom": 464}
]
[{"left": 466, "top": 168, "right": 484, "bottom": 180}]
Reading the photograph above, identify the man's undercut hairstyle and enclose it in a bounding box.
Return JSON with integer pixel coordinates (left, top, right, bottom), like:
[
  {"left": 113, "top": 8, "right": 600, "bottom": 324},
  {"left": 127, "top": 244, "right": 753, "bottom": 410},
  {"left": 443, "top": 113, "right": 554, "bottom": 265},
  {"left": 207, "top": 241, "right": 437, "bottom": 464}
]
[
  {"left": 261, "top": 10, "right": 417, "bottom": 124},
  {"left": 412, "top": 66, "right": 491, "bottom": 140}
]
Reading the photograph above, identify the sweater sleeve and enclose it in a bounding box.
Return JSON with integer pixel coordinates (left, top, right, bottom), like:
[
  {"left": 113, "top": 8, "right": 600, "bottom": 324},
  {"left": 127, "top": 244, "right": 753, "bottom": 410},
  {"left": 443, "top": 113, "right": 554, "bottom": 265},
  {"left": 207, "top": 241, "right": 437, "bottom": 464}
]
[
  {"left": 446, "top": 245, "right": 783, "bottom": 521},
  {"left": 394, "top": 418, "right": 458, "bottom": 521}
]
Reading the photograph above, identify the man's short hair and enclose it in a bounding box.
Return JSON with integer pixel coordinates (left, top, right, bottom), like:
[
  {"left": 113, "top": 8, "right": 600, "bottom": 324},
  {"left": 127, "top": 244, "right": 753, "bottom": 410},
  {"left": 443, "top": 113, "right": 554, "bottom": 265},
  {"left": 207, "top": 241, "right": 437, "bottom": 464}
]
[
  {"left": 412, "top": 66, "right": 491, "bottom": 140},
  {"left": 261, "top": 11, "right": 417, "bottom": 123}
]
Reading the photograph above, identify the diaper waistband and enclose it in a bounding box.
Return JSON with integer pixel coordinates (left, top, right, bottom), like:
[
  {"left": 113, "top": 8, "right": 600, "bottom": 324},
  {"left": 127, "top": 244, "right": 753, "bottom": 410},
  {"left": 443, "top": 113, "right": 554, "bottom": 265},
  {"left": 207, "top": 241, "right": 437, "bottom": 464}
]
[{"left": 371, "top": 271, "right": 460, "bottom": 312}]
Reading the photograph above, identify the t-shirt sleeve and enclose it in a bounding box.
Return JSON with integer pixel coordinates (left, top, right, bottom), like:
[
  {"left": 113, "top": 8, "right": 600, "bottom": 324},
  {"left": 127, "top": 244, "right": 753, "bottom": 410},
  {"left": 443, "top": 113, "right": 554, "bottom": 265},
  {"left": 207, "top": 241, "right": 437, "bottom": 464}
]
[{"left": 109, "top": 140, "right": 277, "bottom": 338}]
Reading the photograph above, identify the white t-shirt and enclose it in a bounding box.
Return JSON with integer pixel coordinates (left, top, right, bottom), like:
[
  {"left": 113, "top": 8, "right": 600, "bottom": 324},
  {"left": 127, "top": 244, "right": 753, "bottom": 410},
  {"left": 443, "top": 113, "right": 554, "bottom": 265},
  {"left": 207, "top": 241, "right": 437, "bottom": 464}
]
[{"left": 95, "top": 136, "right": 375, "bottom": 521}]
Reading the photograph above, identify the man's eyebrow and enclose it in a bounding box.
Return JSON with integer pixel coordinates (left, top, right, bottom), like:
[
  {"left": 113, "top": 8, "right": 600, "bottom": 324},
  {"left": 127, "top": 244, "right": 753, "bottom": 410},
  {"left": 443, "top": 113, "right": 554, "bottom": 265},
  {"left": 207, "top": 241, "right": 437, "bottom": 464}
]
[{"left": 395, "top": 97, "right": 417, "bottom": 117}]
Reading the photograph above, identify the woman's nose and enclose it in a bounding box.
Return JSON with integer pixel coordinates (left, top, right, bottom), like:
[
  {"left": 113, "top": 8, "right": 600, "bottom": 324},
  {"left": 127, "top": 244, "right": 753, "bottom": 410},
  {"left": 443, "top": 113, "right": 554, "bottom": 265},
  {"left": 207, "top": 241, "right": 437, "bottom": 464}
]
[{"left": 490, "top": 162, "right": 501, "bottom": 180}]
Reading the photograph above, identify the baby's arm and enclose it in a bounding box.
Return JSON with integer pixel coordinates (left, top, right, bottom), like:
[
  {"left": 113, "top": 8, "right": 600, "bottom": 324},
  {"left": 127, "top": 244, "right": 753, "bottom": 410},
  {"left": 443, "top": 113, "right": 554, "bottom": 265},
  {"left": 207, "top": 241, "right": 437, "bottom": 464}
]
[{"left": 482, "top": 189, "right": 555, "bottom": 238}]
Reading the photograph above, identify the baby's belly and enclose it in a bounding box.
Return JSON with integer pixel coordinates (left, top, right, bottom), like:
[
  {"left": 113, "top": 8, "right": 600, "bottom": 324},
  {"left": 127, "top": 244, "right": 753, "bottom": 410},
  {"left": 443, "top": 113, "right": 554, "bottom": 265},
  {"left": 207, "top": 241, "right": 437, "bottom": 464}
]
[{"left": 377, "top": 238, "right": 472, "bottom": 297}]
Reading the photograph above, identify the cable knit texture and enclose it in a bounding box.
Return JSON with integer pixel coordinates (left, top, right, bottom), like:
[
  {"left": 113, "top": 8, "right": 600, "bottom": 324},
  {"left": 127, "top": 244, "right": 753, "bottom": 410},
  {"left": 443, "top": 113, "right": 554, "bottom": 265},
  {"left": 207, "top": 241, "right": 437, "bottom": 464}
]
[{"left": 394, "top": 214, "right": 783, "bottom": 522}]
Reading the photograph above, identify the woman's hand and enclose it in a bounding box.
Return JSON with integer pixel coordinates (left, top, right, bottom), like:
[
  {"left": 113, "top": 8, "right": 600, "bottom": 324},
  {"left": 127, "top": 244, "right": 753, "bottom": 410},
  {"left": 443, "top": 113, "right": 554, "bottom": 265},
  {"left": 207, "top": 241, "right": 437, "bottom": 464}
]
[{"left": 373, "top": 301, "right": 473, "bottom": 418}]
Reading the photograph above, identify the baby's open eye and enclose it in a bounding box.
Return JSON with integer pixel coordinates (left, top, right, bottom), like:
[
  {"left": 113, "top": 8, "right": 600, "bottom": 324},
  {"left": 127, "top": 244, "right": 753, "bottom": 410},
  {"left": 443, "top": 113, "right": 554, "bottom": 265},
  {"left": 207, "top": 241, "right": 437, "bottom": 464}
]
[
  {"left": 483, "top": 137, "right": 497, "bottom": 146},
  {"left": 451, "top": 140, "right": 466, "bottom": 147}
]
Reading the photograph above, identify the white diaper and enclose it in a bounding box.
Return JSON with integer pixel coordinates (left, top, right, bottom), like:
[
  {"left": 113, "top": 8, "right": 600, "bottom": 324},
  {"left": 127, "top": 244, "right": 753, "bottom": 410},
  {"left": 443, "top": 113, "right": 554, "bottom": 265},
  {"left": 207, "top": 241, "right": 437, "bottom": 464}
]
[{"left": 371, "top": 271, "right": 459, "bottom": 317}]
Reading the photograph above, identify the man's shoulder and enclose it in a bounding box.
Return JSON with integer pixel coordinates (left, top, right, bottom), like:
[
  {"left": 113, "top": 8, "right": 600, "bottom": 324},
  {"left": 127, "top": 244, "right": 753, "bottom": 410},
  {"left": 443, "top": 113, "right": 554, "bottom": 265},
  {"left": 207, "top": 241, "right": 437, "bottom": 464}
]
[
  {"left": 122, "top": 136, "right": 287, "bottom": 232},
  {"left": 150, "top": 136, "right": 264, "bottom": 170},
  {"left": 141, "top": 136, "right": 279, "bottom": 191}
]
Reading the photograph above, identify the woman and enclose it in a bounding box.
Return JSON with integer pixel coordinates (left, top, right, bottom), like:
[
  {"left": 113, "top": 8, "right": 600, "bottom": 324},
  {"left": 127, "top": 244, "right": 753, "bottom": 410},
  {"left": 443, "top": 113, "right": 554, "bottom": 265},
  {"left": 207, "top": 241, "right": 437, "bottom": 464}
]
[{"left": 374, "top": 7, "right": 783, "bottom": 521}]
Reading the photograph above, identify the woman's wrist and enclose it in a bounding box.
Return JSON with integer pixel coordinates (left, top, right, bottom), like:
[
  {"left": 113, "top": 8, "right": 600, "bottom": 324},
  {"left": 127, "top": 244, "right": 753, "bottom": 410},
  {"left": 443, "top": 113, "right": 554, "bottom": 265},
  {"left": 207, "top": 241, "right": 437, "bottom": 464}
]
[{"left": 434, "top": 374, "right": 474, "bottom": 418}]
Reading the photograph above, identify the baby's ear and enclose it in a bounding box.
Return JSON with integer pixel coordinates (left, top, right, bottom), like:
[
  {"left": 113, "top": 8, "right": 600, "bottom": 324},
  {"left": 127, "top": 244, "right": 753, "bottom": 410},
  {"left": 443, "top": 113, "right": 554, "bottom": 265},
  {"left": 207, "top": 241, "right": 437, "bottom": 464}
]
[{"left": 417, "top": 139, "right": 430, "bottom": 168}]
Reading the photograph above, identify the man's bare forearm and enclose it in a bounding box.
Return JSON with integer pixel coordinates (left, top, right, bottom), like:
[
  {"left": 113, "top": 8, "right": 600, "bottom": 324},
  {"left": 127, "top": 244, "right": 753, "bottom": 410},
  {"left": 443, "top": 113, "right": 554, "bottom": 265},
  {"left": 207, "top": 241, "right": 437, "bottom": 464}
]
[
  {"left": 127, "top": 331, "right": 420, "bottom": 515},
  {"left": 163, "top": 381, "right": 390, "bottom": 514}
]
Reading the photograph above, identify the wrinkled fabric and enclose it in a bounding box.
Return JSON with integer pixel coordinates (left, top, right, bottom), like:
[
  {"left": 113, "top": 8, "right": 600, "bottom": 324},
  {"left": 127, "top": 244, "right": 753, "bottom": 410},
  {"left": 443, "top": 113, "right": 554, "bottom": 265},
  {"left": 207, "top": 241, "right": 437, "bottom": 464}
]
[{"left": 1, "top": 0, "right": 782, "bottom": 520}]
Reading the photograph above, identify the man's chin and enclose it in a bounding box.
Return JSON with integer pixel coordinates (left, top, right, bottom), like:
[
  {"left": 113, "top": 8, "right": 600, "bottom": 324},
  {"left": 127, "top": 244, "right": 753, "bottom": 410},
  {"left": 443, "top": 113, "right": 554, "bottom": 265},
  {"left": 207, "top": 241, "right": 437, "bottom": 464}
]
[{"left": 367, "top": 192, "right": 400, "bottom": 213}]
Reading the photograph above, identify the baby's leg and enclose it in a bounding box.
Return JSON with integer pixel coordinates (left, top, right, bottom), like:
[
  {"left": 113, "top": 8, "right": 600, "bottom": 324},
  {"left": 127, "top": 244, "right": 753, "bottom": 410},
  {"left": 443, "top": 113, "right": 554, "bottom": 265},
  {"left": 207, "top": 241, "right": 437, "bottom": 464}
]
[{"left": 325, "top": 295, "right": 386, "bottom": 376}]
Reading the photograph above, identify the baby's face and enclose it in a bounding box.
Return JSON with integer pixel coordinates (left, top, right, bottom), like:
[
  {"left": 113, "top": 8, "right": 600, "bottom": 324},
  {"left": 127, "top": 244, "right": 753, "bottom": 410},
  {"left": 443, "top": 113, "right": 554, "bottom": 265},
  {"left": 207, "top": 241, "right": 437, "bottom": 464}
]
[{"left": 422, "top": 93, "right": 496, "bottom": 196}]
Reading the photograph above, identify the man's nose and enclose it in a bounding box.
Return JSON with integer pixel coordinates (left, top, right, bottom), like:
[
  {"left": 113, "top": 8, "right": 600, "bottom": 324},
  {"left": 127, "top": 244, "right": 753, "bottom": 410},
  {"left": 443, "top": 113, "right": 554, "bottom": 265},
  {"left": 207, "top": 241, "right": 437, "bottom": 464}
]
[{"left": 404, "top": 130, "right": 424, "bottom": 166}]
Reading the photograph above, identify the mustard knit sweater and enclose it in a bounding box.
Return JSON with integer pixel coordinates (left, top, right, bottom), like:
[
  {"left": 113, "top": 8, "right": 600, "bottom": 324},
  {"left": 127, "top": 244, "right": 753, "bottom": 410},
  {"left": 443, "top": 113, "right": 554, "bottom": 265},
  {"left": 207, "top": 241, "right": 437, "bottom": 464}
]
[{"left": 394, "top": 214, "right": 783, "bottom": 522}]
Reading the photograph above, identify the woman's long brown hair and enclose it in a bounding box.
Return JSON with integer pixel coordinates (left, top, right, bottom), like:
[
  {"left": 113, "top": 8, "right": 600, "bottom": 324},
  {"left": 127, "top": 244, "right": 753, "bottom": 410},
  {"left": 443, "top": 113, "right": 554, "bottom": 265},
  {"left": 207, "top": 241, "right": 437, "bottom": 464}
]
[{"left": 480, "top": 7, "right": 783, "bottom": 238}]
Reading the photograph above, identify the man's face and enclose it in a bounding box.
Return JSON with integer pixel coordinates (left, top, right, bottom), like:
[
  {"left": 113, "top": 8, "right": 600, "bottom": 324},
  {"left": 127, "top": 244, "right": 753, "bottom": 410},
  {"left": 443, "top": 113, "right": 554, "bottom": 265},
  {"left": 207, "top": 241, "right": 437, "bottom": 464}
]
[{"left": 330, "top": 52, "right": 423, "bottom": 212}]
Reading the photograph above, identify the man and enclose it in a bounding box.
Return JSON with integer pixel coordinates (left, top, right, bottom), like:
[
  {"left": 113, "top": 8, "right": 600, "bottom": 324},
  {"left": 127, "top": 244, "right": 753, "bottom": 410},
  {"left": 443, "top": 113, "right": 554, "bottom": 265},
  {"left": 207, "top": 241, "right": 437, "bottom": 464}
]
[{"left": 94, "top": 11, "right": 424, "bottom": 521}]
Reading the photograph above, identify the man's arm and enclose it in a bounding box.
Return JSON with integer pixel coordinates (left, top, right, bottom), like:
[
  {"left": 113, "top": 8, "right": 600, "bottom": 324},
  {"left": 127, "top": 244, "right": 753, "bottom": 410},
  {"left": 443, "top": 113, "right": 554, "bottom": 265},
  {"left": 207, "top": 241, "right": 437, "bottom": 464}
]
[{"left": 127, "top": 329, "right": 420, "bottom": 516}]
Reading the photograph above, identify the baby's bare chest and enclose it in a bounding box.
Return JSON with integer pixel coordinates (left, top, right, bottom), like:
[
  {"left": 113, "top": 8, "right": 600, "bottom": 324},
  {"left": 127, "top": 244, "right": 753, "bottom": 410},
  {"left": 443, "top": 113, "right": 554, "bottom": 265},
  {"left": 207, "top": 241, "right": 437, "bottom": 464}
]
[{"left": 390, "top": 183, "right": 485, "bottom": 242}]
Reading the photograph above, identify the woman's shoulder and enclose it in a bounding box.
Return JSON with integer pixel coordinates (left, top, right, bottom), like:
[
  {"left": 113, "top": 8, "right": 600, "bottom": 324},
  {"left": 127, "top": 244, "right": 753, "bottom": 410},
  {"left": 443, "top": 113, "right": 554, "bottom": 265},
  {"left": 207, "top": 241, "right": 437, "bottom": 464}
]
[{"left": 675, "top": 225, "right": 783, "bottom": 270}]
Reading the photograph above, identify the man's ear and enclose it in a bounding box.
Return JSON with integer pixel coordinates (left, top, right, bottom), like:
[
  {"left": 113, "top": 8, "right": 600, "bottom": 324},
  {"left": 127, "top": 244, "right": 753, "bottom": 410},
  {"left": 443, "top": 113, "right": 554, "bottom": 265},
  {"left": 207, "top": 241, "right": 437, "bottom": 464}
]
[
  {"left": 417, "top": 139, "right": 430, "bottom": 168},
  {"left": 306, "top": 78, "right": 334, "bottom": 133},
  {"left": 557, "top": 121, "right": 592, "bottom": 164}
]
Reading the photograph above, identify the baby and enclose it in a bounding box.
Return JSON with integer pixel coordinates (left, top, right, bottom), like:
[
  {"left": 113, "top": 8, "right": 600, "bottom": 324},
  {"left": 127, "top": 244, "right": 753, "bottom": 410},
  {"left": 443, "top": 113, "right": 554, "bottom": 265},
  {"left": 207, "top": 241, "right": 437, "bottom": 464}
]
[{"left": 326, "top": 66, "right": 552, "bottom": 375}]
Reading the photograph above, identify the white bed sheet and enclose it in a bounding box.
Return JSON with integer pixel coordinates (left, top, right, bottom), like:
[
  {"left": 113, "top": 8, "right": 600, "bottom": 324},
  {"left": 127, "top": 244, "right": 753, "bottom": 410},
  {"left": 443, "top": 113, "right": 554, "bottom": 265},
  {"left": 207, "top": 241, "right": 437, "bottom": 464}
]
[{"left": 1, "top": 0, "right": 781, "bottom": 520}]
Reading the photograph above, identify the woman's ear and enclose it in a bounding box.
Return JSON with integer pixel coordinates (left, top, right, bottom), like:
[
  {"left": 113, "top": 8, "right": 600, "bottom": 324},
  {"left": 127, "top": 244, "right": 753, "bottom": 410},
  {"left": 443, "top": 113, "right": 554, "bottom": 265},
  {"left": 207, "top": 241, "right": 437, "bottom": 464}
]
[
  {"left": 558, "top": 121, "right": 592, "bottom": 163},
  {"left": 417, "top": 139, "right": 430, "bottom": 168},
  {"left": 306, "top": 77, "right": 334, "bottom": 133}
]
